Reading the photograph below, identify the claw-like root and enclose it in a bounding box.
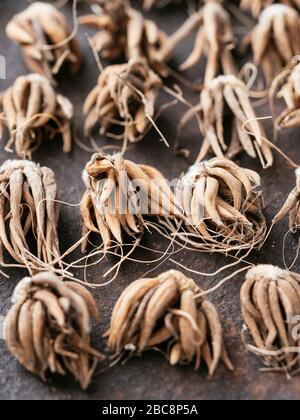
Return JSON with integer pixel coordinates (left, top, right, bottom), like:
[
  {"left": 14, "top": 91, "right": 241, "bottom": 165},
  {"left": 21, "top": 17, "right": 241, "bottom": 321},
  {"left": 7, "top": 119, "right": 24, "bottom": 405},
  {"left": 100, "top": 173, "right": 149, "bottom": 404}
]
[
  {"left": 5, "top": 272, "right": 103, "bottom": 389},
  {"left": 273, "top": 167, "right": 300, "bottom": 232},
  {"left": 180, "top": 75, "right": 273, "bottom": 168},
  {"left": 106, "top": 269, "right": 233, "bottom": 376},
  {"left": 6, "top": 2, "right": 81, "bottom": 82},
  {"left": 0, "top": 160, "right": 61, "bottom": 273},
  {"left": 83, "top": 60, "right": 162, "bottom": 142},
  {"left": 180, "top": 1, "right": 237, "bottom": 83},
  {"left": 241, "top": 264, "right": 300, "bottom": 375},
  {"left": 240, "top": 0, "right": 300, "bottom": 18},
  {"left": 271, "top": 61, "right": 300, "bottom": 130},
  {"left": 0, "top": 74, "right": 73, "bottom": 158},
  {"left": 81, "top": 152, "right": 182, "bottom": 253},
  {"left": 245, "top": 4, "right": 300, "bottom": 86},
  {"left": 80, "top": 0, "right": 201, "bottom": 77},
  {"left": 173, "top": 157, "right": 267, "bottom": 253}
]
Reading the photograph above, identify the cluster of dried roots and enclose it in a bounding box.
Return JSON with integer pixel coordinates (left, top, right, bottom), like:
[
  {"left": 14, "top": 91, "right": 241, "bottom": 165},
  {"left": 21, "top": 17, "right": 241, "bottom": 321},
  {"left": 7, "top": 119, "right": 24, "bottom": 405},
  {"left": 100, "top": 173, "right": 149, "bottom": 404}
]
[
  {"left": 172, "top": 158, "right": 267, "bottom": 253},
  {"left": 83, "top": 60, "right": 162, "bottom": 142},
  {"left": 6, "top": 2, "right": 81, "bottom": 83},
  {"left": 180, "top": 75, "right": 273, "bottom": 168},
  {"left": 0, "top": 160, "right": 61, "bottom": 273},
  {"left": 106, "top": 269, "right": 233, "bottom": 376},
  {"left": 273, "top": 168, "right": 300, "bottom": 233},
  {"left": 240, "top": 0, "right": 300, "bottom": 18},
  {"left": 80, "top": 0, "right": 201, "bottom": 77},
  {"left": 180, "top": 0, "right": 237, "bottom": 82},
  {"left": 0, "top": 74, "right": 73, "bottom": 158},
  {"left": 241, "top": 265, "right": 300, "bottom": 375},
  {"left": 81, "top": 152, "right": 181, "bottom": 253},
  {"left": 270, "top": 61, "right": 300, "bottom": 130},
  {"left": 246, "top": 4, "right": 300, "bottom": 86},
  {"left": 5, "top": 272, "right": 103, "bottom": 389}
]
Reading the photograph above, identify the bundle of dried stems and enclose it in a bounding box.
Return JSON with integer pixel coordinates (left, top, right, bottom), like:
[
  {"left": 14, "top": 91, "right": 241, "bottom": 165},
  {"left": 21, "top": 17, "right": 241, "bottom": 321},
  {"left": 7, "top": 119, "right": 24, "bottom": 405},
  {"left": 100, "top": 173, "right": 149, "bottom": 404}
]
[
  {"left": 81, "top": 152, "right": 182, "bottom": 253},
  {"left": 83, "top": 60, "right": 162, "bottom": 142},
  {"left": 5, "top": 272, "right": 103, "bottom": 389},
  {"left": 0, "top": 74, "right": 73, "bottom": 158},
  {"left": 240, "top": 0, "right": 300, "bottom": 18},
  {"left": 270, "top": 60, "right": 300, "bottom": 130},
  {"left": 171, "top": 157, "right": 267, "bottom": 253},
  {"left": 273, "top": 168, "right": 300, "bottom": 233},
  {"left": 180, "top": 75, "right": 273, "bottom": 168},
  {"left": 241, "top": 265, "right": 300, "bottom": 375},
  {"left": 0, "top": 160, "right": 61, "bottom": 273},
  {"left": 180, "top": 0, "right": 237, "bottom": 83},
  {"left": 6, "top": 2, "right": 81, "bottom": 83},
  {"left": 106, "top": 269, "right": 233, "bottom": 376},
  {"left": 245, "top": 4, "right": 300, "bottom": 86},
  {"left": 80, "top": 0, "right": 201, "bottom": 77}
]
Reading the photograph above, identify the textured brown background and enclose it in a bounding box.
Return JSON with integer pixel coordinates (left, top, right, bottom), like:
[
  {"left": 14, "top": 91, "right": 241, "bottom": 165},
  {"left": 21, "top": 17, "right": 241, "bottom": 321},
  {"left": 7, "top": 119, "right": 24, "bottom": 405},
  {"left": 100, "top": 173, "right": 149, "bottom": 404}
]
[{"left": 0, "top": 0, "right": 299, "bottom": 400}]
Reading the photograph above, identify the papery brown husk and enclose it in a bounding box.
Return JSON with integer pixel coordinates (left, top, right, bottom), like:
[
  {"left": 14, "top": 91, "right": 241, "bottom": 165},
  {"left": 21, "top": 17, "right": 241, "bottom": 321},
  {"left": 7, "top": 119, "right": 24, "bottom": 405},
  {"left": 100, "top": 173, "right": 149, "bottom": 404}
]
[
  {"left": 6, "top": 2, "right": 81, "bottom": 83},
  {"left": 241, "top": 264, "right": 300, "bottom": 376},
  {"left": 81, "top": 152, "right": 183, "bottom": 253},
  {"left": 270, "top": 61, "right": 300, "bottom": 130},
  {"left": 169, "top": 157, "right": 267, "bottom": 254},
  {"left": 106, "top": 269, "right": 234, "bottom": 376},
  {"left": 179, "top": 75, "right": 273, "bottom": 168},
  {"left": 0, "top": 160, "right": 61, "bottom": 273},
  {"left": 244, "top": 4, "right": 300, "bottom": 86},
  {"left": 83, "top": 59, "right": 162, "bottom": 142},
  {"left": 4, "top": 272, "right": 103, "bottom": 389},
  {"left": 0, "top": 73, "right": 73, "bottom": 159}
]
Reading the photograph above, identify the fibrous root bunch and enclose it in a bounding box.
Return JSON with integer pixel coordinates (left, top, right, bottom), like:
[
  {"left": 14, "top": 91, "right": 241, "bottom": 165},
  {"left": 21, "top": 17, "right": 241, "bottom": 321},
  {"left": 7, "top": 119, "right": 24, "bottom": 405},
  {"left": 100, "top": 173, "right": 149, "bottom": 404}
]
[
  {"left": 106, "top": 269, "right": 233, "bottom": 376},
  {"left": 6, "top": 2, "right": 81, "bottom": 82},
  {"left": 181, "top": 75, "right": 273, "bottom": 168},
  {"left": 0, "top": 74, "right": 73, "bottom": 158},
  {"left": 81, "top": 152, "right": 181, "bottom": 253},
  {"left": 240, "top": 0, "right": 300, "bottom": 18},
  {"left": 241, "top": 265, "right": 300, "bottom": 375},
  {"left": 273, "top": 167, "right": 300, "bottom": 233},
  {"left": 246, "top": 4, "right": 300, "bottom": 86},
  {"left": 5, "top": 272, "right": 103, "bottom": 389},
  {"left": 270, "top": 60, "right": 300, "bottom": 130},
  {"left": 173, "top": 157, "right": 267, "bottom": 253},
  {"left": 0, "top": 160, "right": 61, "bottom": 273},
  {"left": 83, "top": 60, "right": 162, "bottom": 142}
]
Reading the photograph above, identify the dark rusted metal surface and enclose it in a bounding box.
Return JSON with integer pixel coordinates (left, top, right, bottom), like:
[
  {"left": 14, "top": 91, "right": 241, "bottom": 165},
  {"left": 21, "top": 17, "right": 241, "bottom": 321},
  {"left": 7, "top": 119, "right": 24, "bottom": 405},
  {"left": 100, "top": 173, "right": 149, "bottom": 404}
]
[{"left": 0, "top": 0, "right": 299, "bottom": 400}]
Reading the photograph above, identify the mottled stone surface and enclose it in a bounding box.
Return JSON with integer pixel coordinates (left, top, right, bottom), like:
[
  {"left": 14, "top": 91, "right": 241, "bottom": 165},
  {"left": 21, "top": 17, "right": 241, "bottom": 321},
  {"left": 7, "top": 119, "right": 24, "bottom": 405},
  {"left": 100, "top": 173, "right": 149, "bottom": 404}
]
[{"left": 0, "top": 0, "right": 299, "bottom": 400}]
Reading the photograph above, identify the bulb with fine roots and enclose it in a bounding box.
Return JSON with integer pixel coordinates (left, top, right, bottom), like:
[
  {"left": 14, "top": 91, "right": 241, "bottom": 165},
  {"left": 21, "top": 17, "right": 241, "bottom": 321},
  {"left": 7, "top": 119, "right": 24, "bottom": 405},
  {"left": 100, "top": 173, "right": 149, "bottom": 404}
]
[
  {"left": 241, "top": 264, "right": 300, "bottom": 376},
  {"left": 173, "top": 157, "right": 267, "bottom": 254},
  {"left": 106, "top": 269, "right": 234, "bottom": 377},
  {"left": 6, "top": 2, "right": 81, "bottom": 83},
  {"left": 4, "top": 272, "right": 103, "bottom": 389},
  {"left": 0, "top": 73, "right": 73, "bottom": 159}
]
